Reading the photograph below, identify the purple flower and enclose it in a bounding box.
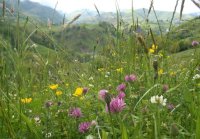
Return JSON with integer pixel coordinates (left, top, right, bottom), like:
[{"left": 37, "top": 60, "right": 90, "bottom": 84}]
[
  {"left": 116, "top": 83, "right": 126, "bottom": 92},
  {"left": 83, "top": 87, "right": 89, "bottom": 95},
  {"left": 192, "top": 40, "right": 199, "bottom": 47},
  {"left": 98, "top": 89, "right": 108, "bottom": 101},
  {"left": 163, "top": 84, "right": 169, "bottom": 92},
  {"left": 167, "top": 103, "right": 175, "bottom": 110},
  {"left": 69, "top": 108, "right": 82, "bottom": 118},
  {"left": 117, "top": 92, "right": 126, "bottom": 99},
  {"left": 79, "top": 122, "right": 91, "bottom": 133},
  {"left": 108, "top": 97, "right": 126, "bottom": 113},
  {"left": 125, "top": 74, "right": 137, "bottom": 82}
]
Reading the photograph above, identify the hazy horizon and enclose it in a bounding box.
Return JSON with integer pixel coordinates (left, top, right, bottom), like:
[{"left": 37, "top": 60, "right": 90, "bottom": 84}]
[{"left": 28, "top": 0, "right": 200, "bottom": 14}]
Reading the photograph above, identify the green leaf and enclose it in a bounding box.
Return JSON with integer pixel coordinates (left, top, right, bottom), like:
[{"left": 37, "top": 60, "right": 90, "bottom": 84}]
[
  {"left": 102, "top": 130, "right": 108, "bottom": 139},
  {"left": 120, "top": 122, "right": 128, "bottom": 139}
]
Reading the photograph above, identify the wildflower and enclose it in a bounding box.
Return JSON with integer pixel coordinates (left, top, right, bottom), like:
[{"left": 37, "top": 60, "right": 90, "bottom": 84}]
[
  {"left": 45, "top": 132, "right": 52, "bottom": 138},
  {"left": 49, "top": 84, "right": 58, "bottom": 90},
  {"left": 108, "top": 97, "right": 126, "bottom": 113},
  {"left": 21, "top": 98, "right": 32, "bottom": 104},
  {"left": 152, "top": 44, "right": 158, "bottom": 50},
  {"left": 148, "top": 48, "right": 155, "bottom": 54},
  {"left": 162, "top": 84, "right": 169, "bottom": 92},
  {"left": 117, "top": 92, "right": 126, "bottom": 99},
  {"left": 125, "top": 74, "right": 137, "bottom": 82},
  {"left": 191, "top": 40, "right": 199, "bottom": 47},
  {"left": 45, "top": 101, "right": 53, "bottom": 108},
  {"left": 34, "top": 116, "right": 41, "bottom": 124},
  {"left": 116, "top": 68, "right": 123, "bottom": 73},
  {"left": 83, "top": 87, "right": 89, "bottom": 95},
  {"left": 91, "top": 120, "right": 97, "bottom": 126},
  {"left": 98, "top": 89, "right": 108, "bottom": 101},
  {"left": 98, "top": 68, "right": 105, "bottom": 72},
  {"left": 69, "top": 107, "right": 82, "bottom": 118},
  {"left": 149, "top": 44, "right": 158, "bottom": 54},
  {"left": 73, "top": 87, "right": 83, "bottom": 97},
  {"left": 158, "top": 69, "right": 164, "bottom": 75},
  {"left": 150, "top": 95, "right": 167, "bottom": 106},
  {"left": 116, "top": 83, "right": 126, "bottom": 92},
  {"left": 56, "top": 90, "right": 63, "bottom": 96},
  {"left": 192, "top": 74, "right": 200, "bottom": 80},
  {"left": 105, "top": 72, "right": 110, "bottom": 78},
  {"left": 170, "top": 71, "right": 176, "bottom": 76},
  {"left": 167, "top": 103, "right": 175, "bottom": 110},
  {"left": 65, "top": 83, "right": 69, "bottom": 87},
  {"left": 79, "top": 122, "right": 91, "bottom": 133}
]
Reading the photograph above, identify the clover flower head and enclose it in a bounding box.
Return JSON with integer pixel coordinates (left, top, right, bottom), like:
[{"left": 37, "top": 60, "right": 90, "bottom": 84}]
[
  {"left": 117, "top": 92, "right": 126, "bottom": 99},
  {"left": 116, "top": 83, "right": 126, "bottom": 92},
  {"left": 150, "top": 95, "right": 167, "bottom": 106},
  {"left": 69, "top": 107, "right": 82, "bottom": 118},
  {"left": 125, "top": 74, "right": 137, "bottom": 82},
  {"left": 79, "top": 122, "right": 91, "bottom": 133},
  {"left": 107, "top": 97, "right": 126, "bottom": 113},
  {"left": 192, "top": 40, "right": 199, "bottom": 47},
  {"left": 98, "top": 89, "right": 108, "bottom": 101}
]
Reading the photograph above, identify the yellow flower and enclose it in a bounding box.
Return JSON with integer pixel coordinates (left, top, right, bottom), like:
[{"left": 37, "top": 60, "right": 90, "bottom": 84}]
[
  {"left": 49, "top": 84, "right": 58, "bottom": 90},
  {"left": 73, "top": 87, "right": 83, "bottom": 97},
  {"left": 21, "top": 98, "right": 32, "bottom": 104},
  {"left": 56, "top": 90, "right": 63, "bottom": 96},
  {"left": 170, "top": 72, "right": 176, "bottom": 76},
  {"left": 148, "top": 48, "right": 155, "bottom": 54},
  {"left": 65, "top": 83, "right": 69, "bottom": 87},
  {"left": 158, "top": 69, "right": 164, "bottom": 75},
  {"left": 152, "top": 44, "right": 158, "bottom": 50},
  {"left": 116, "top": 68, "right": 123, "bottom": 73},
  {"left": 98, "top": 68, "right": 105, "bottom": 72}
]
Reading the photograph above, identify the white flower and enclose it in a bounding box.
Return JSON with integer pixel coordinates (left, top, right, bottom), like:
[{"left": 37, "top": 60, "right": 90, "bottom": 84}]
[
  {"left": 45, "top": 132, "right": 52, "bottom": 138},
  {"left": 192, "top": 74, "right": 200, "bottom": 80},
  {"left": 34, "top": 116, "right": 41, "bottom": 124},
  {"left": 89, "top": 77, "right": 94, "bottom": 80},
  {"left": 88, "top": 84, "right": 94, "bottom": 88},
  {"left": 150, "top": 95, "right": 167, "bottom": 106}
]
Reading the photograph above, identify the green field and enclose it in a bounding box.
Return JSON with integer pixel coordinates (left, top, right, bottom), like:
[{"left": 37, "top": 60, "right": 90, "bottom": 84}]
[{"left": 1, "top": 1, "right": 200, "bottom": 139}]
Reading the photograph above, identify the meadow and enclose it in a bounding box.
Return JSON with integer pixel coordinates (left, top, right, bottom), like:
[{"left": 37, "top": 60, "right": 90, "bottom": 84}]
[{"left": 1, "top": 0, "right": 200, "bottom": 138}]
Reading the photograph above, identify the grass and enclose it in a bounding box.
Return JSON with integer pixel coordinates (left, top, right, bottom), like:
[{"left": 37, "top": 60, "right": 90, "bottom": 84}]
[{"left": 1, "top": 1, "right": 200, "bottom": 139}]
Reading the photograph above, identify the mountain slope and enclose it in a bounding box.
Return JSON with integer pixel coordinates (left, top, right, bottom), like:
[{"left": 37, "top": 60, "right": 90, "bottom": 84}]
[
  {"left": 4, "top": 0, "right": 63, "bottom": 24},
  {"left": 167, "top": 17, "right": 200, "bottom": 52}
]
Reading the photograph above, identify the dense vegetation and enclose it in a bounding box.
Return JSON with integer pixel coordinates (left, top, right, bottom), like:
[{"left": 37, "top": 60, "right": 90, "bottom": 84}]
[{"left": 0, "top": 1, "right": 200, "bottom": 139}]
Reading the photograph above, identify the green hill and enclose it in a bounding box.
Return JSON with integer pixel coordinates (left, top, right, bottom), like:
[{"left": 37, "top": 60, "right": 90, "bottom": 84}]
[
  {"left": 3, "top": 0, "right": 63, "bottom": 24},
  {"left": 167, "top": 17, "right": 200, "bottom": 53}
]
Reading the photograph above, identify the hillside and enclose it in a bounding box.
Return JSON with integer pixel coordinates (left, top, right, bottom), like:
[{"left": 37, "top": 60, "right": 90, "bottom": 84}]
[
  {"left": 167, "top": 17, "right": 200, "bottom": 53},
  {"left": 3, "top": 0, "right": 63, "bottom": 24},
  {"left": 67, "top": 8, "right": 195, "bottom": 24}
]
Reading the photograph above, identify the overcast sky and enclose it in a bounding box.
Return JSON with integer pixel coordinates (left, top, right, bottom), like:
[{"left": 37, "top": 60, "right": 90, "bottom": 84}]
[{"left": 29, "top": 0, "right": 200, "bottom": 14}]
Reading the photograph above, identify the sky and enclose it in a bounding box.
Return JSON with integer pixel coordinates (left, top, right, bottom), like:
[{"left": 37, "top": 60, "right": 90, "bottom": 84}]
[{"left": 29, "top": 0, "right": 200, "bottom": 14}]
